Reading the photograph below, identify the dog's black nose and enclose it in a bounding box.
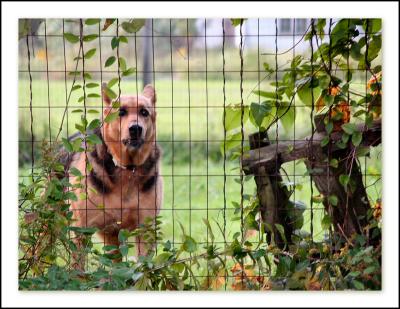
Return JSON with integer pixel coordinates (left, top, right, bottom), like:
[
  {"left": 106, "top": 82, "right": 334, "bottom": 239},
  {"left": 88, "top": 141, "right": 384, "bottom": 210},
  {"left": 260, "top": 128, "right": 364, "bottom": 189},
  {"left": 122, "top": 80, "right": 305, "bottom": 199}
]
[{"left": 129, "top": 124, "right": 142, "bottom": 138}]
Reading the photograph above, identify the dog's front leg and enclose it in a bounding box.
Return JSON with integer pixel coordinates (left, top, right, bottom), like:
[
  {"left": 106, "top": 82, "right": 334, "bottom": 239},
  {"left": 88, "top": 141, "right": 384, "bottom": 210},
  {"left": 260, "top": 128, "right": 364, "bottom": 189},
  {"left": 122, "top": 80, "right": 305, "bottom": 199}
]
[
  {"left": 71, "top": 235, "right": 86, "bottom": 272},
  {"left": 137, "top": 235, "right": 158, "bottom": 257},
  {"left": 99, "top": 230, "right": 122, "bottom": 263},
  {"left": 136, "top": 236, "right": 147, "bottom": 256}
]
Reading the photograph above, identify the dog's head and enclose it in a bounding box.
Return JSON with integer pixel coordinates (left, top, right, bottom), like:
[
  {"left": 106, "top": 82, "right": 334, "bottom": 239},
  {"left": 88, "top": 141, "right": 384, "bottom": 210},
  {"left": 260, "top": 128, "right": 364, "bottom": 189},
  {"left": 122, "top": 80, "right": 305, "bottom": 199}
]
[{"left": 102, "top": 84, "right": 156, "bottom": 167}]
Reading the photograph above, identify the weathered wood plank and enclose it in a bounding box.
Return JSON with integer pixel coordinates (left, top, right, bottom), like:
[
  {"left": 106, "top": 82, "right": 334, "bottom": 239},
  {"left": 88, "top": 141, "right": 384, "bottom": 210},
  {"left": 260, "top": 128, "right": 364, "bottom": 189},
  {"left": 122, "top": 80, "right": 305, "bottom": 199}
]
[
  {"left": 242, "top": 119, "right": 381, "bottom": 174},
  {"left": 249, "top": 132, "right": 292, "bottom": 247}
]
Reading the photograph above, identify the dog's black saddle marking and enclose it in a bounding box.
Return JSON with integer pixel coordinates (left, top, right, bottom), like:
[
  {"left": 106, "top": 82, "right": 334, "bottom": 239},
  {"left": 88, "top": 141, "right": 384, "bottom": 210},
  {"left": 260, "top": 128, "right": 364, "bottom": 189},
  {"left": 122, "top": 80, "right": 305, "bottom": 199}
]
[{"left": 141, "top": 174, "right": 157, "bottom": 192}]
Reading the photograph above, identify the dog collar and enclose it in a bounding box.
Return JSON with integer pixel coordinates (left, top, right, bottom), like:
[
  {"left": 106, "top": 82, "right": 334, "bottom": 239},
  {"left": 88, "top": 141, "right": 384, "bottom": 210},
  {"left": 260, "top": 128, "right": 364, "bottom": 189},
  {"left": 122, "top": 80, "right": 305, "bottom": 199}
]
[{"left": 112, "top": 157, "right": 136, "bottom": 173}]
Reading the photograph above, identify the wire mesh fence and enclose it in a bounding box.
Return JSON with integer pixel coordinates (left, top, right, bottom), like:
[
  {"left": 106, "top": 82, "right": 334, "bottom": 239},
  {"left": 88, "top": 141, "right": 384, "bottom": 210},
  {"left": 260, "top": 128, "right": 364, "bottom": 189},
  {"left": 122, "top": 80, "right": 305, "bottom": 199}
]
[{"left": 18, "top": 18, "right": 382, "bottom": 291}]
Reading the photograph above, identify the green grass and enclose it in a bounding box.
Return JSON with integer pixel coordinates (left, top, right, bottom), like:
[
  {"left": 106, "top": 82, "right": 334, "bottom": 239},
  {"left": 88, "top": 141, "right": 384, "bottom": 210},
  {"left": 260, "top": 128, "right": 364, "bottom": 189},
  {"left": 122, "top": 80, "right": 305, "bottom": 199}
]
[{"left": 18, "top": 78, "right": 382, "bottom": 250}]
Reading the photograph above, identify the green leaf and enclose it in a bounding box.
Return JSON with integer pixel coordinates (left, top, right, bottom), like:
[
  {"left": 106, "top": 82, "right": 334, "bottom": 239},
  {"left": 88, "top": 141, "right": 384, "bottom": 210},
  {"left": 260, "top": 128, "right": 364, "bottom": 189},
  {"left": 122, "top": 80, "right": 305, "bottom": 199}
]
[
  {"left": 278, "top": 105, "right": 295, "bottom": 131},
  {"left": 328, "top": 195, "right": 338, "bottom": 206},
  {"left": 85, "top": 19, "right": 101, "bottom": 25},
  {"left": 69, "top": 167, "right": 82, "bottom": 177},
  {"left": 153, "top": 252, "right": 172, "bottom": 265},
  {"left": 64, "top": 191, "right": 77, "bottom": 201},
  {"left": 182, "top": 236, "right": 197, "bottom": 253},
  {"left": 363, "top": 18, "right": 381, "bottom": 33},
  {"left": 111, "top": 101, "right": 120, "bottom": 108},
  {"left": 223, "top": 105, "right": 249, "bottom": 131},
  {"left": 346, "top": 70, "right": 353, "bottom": 82},
  {"left": 352, "top": 131, "right": 362, "bottom": 147},
  {"left": 352, "top": 280, "right": 365, "bottom": 290},
  {"left": 339, "top": 174, "right": 350, "bottom": 188},
  {"left": 71, "top": 85, "right": 81, "bottom": 92},
  {"left": 122, "top": 67, "right": 136, "bottom": 77},
  {"left": 105, "top": 56, "right": 116, "bottom": 67},
  {"left": 202, "top": 218, "right": 215, "bottom": 243},
  {"left": 111, "top": 37, "right": 119, "bottom": 49},
  {"left": 132, "top": 272, "right": 144, "bottom": 282},
  {"left": 250, "top": 101, "right": 271, "bottom": 127},
  {"left": 364, "top": 266, "right": 376, "bottom": 275},
  {"left": 87, "top": 134, "right": 102, "bottom": 145},
  {"left": 104, "top": 111, "right": 119, "bottom": 123},
  {"left": 296, "top": 78, "right": 321, "bottom": 106},
  {"left": 341, "top": 123, "right": 357, "bottom": 135},
  {"left": 69, "top": 70, "right": 80, "bottom": 76},
  {"left": 353, "top": 109, "right": 366, "bottom": 118},
  {"left": 231, "top": 19, "right": 244, "bottom": 27},
  {"left": 220, "top": 131, "right": 243, "bottom": 154},
  {"left": 316, "top": 19, "right": 326, "bottom": 39},
  {"left": 321, "top": 214, "right": 332, "bottom": 230},
  {"left": 275, "top": 224, "right": 287, "bottom": 245},
  {"left": 72, "top": 138, "right": 83, "bottom": 151},
  {"left": 330, "top": 158, "right": 339, "bottom": 168},
  {"left": 119, "top": 244, "right": 129, "bottom": 256},
  {"left": 68, "top": 226, "right": 98, "bottom": 235},
  {"left": 342, "top": 133, "right": 350, "bottom": 143},
  {"left": 108, "top": 78, "right": 119, "bottom": 88},
  {"left": 118, "top": 229, "right": 130, "bottom": 243},
  {"left": 350, "top": 41, "right": 362, "bottom": 60},
  {"left": 87, "top": 119, "right": 101, "bottom": 130},
  {"left": 230, "top": 238, "right": 246, "bottom": 259},
  {"left": 62, "top": 138, "right": 73, "bottom": 152},
  {"left": 324, "top": 94, "right": 334, "bottom": 108},
  {"left": 263, "top": 62, "right": 274, "bottom": 73},
  {"left": 348, "top": 271, "right": 361, "bottom": 278},
  {"left": 103, "top": 245, "right": 118, "bottom": 252},
  {"left": 253, "top": 90, "right": 280, "bottom": 100},
  {"left": 103, "top": 86, "right": 117, "bottom": 100},
  {"left": 118, "top": 57, "right": 127, "bottom": 71},
  {"left": 121, "top": 19, "right": 145, "bottom": 33},
  {"left": 358, "top": 57, "right": 367, "bottom": 70},
  {"left": 83, "top": 34, "right": 98, "bottom": 42},
  {"left": 85, "top": 82, "right": 99, "bottom": 88},
  {"left": 83, "top": 72, "right": 92, "bottom": 80},
  {"left": 320, "top": 136, "right": 329, "bottom": 147},
  {"left": 365, "top": 112, "right": 374, "bottom": 128},
  {"left": 291, "top": 55, "right": 303, "bottom": 69},
  {"left": 325, "top": 121, "right": 334, "bottom": 134},
  {"left": 331, "top": 19, "right": 356, "bottom": 45},
  {"left": 367, "top": 35, "right": 381, "bottom": 62},
  {"left": 245, "top": 212, "right": 258, "bottom": 230},
  {"left": 64, "top": 32, "right": 79, "bottom": 43},
  {"left": 84, "top": 48, "right": 96, "bottom": 59},
  {"left": 356, "top": 146, "right": 370, "bottom": 157},
  {"left": 119, "top": 36, "right": 128, "bottom": 43},
  {"left": 373, "top": 65, "right": 382, "bottom": 74},
  {"left": 87, "top": 93, "right": 101, "bottom": 98}
]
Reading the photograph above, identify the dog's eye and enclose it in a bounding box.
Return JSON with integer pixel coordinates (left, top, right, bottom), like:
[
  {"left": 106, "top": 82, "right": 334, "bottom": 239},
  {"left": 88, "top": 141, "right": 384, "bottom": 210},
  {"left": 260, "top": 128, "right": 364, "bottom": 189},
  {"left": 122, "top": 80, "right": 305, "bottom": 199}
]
[
  {"left": 140, "top": 108, "right": 149, "bottom": 117},
  {"left": 119, "top": 108, "right": 127, "bottom": 117}
]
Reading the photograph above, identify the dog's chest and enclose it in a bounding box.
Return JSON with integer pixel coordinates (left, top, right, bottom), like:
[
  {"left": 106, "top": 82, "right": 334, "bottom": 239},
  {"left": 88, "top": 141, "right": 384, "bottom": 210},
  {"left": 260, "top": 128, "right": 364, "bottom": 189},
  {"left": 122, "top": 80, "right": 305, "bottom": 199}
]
[{"left": 104, "top": 170, "right": 148, "bottom": 205}]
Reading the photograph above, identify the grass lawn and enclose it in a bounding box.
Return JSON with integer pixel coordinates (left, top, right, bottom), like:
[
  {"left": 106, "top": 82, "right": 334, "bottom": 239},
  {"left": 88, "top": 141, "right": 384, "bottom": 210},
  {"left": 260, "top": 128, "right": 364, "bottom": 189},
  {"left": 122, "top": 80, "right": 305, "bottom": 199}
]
[{"left": 18, "top": 78, "right": 382, "bottom": 255}]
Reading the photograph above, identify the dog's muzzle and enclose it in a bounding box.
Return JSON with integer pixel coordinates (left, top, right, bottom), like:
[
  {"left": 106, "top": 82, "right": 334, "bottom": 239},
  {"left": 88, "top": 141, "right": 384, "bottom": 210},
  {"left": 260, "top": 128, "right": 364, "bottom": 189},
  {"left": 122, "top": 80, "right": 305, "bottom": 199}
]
[{"left": 123, "top": 125, "right": 144, "bottom": 149}]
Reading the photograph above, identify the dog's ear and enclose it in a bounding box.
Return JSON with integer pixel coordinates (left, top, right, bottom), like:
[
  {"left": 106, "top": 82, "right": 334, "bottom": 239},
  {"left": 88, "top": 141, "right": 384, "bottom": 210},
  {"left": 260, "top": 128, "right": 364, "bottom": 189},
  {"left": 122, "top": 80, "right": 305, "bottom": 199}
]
[
  {"left": 101, "top": 82, "right": 111, "bottom": 106},
  {"left": 143, "top": 84, "right": 156, "bottom": 105}
]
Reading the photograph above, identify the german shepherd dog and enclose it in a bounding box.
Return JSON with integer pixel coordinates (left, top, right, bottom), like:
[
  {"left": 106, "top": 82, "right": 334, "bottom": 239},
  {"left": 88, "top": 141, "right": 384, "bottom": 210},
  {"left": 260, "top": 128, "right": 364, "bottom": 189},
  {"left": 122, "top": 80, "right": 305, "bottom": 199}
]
[{"left": 63, "top": 84, "right": 162, "bottom": 268}]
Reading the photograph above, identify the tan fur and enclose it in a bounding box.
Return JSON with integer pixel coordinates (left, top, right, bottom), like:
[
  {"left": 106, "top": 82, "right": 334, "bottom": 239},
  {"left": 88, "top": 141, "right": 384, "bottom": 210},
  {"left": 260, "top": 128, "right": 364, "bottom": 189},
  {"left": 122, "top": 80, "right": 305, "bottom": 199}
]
[{"left": 68, "top": 85, "right": 162, "bottom": 269}]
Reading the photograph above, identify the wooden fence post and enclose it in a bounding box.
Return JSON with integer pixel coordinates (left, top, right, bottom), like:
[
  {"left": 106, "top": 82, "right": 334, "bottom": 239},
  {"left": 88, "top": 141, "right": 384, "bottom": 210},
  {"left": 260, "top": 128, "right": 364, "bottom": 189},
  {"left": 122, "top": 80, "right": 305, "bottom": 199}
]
[
  {"left": 243, "top": 119, "right": 380, "bottom": 245},
  {"left": 306, "top": 114, "right": 371, "bottom": 238},
  {"left": 248, "top": 131, "right": 292, "bottom": 247}
]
